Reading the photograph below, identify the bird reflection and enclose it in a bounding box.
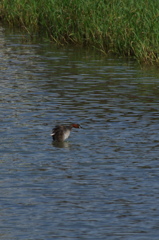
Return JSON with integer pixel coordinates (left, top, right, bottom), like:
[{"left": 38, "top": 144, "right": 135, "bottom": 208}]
[{"left": 52, "top": 141, "right": 71, "bottom": 149}]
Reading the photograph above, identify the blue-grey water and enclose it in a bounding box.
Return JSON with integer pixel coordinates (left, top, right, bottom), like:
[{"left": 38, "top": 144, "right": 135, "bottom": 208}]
[{"left": 1, "top": 25, "right": 159, "bottom": 240}]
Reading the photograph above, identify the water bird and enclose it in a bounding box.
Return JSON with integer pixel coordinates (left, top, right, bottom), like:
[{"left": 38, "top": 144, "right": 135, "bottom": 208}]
[{"left": 51, "top": 123, "right": 81, "bottom": 142}]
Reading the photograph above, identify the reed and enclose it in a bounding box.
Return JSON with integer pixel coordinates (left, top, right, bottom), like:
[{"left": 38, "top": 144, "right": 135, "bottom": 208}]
[{"left": 1, "top": 0, "right": 159, "bottom": 64}]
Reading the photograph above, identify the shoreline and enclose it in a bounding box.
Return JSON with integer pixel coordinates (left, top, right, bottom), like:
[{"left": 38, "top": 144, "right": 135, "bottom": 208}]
[{"left": 1, "top": 0, "right": 159, "bottom": 65}]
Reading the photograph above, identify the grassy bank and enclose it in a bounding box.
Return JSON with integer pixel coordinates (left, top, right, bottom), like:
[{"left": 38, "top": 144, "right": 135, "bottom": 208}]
[{"left": 1, "top": 0, "right": 159, "bottom": 64}]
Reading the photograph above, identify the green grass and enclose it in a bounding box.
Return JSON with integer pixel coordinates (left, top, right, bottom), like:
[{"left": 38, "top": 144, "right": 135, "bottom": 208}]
[{"left": 1, "top": 0, "right": 159, "bottom": 64}]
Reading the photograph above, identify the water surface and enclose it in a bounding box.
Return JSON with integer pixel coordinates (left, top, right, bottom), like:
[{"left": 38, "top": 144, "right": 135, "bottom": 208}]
[{"left": 1, "top": 25, "right": 159, "bottom": 240}]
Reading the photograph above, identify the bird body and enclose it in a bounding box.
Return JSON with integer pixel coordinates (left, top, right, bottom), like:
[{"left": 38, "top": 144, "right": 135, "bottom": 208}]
[{"left": 51, "top": 123, "right": 80, "bottom": 142}]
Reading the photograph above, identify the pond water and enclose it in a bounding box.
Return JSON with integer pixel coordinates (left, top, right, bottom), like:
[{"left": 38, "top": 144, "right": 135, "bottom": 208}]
[{"left": 1, "top": 25, "right": 159, "bottom": 240}]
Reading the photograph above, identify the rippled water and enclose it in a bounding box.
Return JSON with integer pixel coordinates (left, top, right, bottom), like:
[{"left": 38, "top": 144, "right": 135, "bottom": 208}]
[{"left": 1, "top": 25, "right": 159, "bottom": 239}]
